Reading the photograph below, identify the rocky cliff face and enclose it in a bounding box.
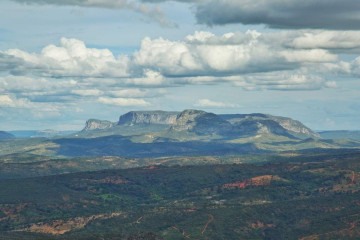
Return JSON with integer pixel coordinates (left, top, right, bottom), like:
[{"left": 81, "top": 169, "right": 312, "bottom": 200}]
[
  {"left": 220, "top": 114, "right": 319, "bottom": 139},
  {"left": 82, "top": 119, "right": 115, "bottom": 131},
  {"left": 118, "top": 111, "right": 179, "bottom": 125},
  {"left": 0, "top": 131, "right": 15, "bottom": 140},
  {"left": 267, "top": 116, "right": 319, "bottom": 138},
  {"left": 171, "top": 109, "right": 207, "bottom": 131},
  {"left": 231, "top": 119, "right": 296, "bottom": 138},
  {"left": 170, "top": 109, "right": 233, "bottom": 135}
]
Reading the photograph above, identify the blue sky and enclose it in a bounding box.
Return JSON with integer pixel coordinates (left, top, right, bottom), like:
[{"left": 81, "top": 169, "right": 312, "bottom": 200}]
[{"left": 0, "top": 0, "right": 359, "bottom": 130}]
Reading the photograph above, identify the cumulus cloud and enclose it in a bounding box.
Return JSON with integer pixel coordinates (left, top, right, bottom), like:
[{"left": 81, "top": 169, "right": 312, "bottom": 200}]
[
  {"left": 135, "top": 31, "right": 284, "bottom": 76},
  {"left": 11, "top": 0, "right": 176, "bottom": 27},
  {"left": 195, "top": 0, "right": 360, "bottom": 30},
  {"left": 71, "top": 89, "right": 103, "bottom": 97},
  {"left": 232, "top": 73, "right": 337, "bottom": 91},
  {"left": 134, "top": 31, "right": 339, "bottom": 78},
  {"left": 350, "top": 57, "right": 360, "bottom": 76},
  {"left": 281, "top": 49, "right": 337, "bottom": 63},
  {"left": 1, "top": 31, "right": 352, "bottom": 86},
  {"left": 3, "top": 38, "right": 129, "bottom": 78},
  {"left": 125, "top": 70, "right": 167, "bottom": 86},
  {"left": 0, "top": 76, "right": 77, "bottom": 94},
  {"left": 185, "top": 30, "right": 360, "bottom": 54},
  {"left": 194, "top": 99, "right": 239, "bottom": 108},
  {"left": 97, "top": 97, "right": 151, "bottom": 106},
  {"left": 290, "top": 31, "right": 360, "bottom": 51},
  {"left": 109, "top": 88, "right": 166, "bottom": 98},
  {"left": 0, "top": 29, "right": 358, "bottom": 115},
  {"left": 0, "top": 95, "right": 18, "bottom": 107},
  {"left": 0, "top": 94, "right": 62, "bottom": 117}
]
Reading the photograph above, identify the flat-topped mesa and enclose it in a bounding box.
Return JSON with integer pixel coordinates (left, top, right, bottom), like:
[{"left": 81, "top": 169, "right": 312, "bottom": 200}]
[
  {"left": 82, "top": 119, "right": 115, "bottom": 131},
  {"left": 118, "top": 111, "right": 179, "bottom": 126},
  {"left": 80, "top": 109, "right": 318, "bottom": 140}
]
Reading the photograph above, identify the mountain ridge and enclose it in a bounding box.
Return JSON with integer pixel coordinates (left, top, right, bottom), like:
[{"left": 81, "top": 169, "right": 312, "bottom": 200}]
[
  {"left": 83, "top": 119, "right": 116, "bottom": 131},
  {"left": 81, "top": 109, "right": 319, "bottom": 140}
]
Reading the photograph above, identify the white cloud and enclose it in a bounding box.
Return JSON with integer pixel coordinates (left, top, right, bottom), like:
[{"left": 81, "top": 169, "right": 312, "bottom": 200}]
[
  {"left": 0, "top": 76, "right": 77, "bottom": 93},
  {"left": 324, "top": 81, "right": 337, "bottom": 88},
  {"left": 97, "top": 97, "right": 151, "bottom": 106},
  {"left": 0, "top": 95, "right": 17, "bottom": 107},
  {"left": 134, "top": 37, "right": 203, "bottom": 76},
  {"left": 232, "top": 73, "right": 336, "bottom": 91},
  {"left": 350, "top": 57, "right": 360, "bottom": 76},
  {"left": 0, "top": 94, "right": 62, "bottom": 117},
  {"left": 290, "top": 31, "right": 360, "bottom": 51},
  {"left": 280, "top": 49, "right": 337, "bottom": 63},
  {"left": 71, "top": 89, "right": 103, "bottom": 97},
  {"left": 195, "top": 99, "right": 239, "bottom": 108},
  {"left": 125, "top": 70, "right": 167, "bottom": 86},
  {"left": 4, "top": 38, "right": 129, "bottom": 78},
  {"left": 109, "top": 88, "right": 166, "bottom": 98},
  {"left": 134, "top": 31, "right": 338, "bottom": 77},
  {"left": 0, "top": 30, "right": 358, "bottom": 101}
]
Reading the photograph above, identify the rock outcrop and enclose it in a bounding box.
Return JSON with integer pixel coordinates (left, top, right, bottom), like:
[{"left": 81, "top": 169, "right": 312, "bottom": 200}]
[
  {"left": 82, "top": 119, "right": 115, "bottom": 131},
  {"left": 220, "top": 114, "right": 319, "bottom": 139},
  {"left": 170, "top": 109, "right": 233, "bottom": 135},
  {"left": 118, "top": 111, "right": 179, "bottom": 125},
  {"left": 268, "top": 115, "right": 319, "bottom": 138}
]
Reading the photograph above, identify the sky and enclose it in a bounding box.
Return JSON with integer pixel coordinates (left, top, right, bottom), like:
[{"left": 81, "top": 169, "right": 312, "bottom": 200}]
[{"left": 0, "top": 0, "right": 360, "bottom": 131}]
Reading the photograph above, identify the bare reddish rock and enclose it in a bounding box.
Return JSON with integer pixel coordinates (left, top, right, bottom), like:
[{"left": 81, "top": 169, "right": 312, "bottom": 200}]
[
  {"left": 19, "top": 212, "right": 123, "bottom": 235},
  {"left": 223, "top": 175, "right": 285, "bottom": 189}
]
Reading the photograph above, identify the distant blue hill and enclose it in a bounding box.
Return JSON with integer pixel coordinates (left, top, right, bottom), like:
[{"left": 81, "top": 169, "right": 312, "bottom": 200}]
[
  {"left": 0, "top": 131, "right": 15, "bottom": 140},
  {"left": 319, "top": 130, "right": 360, "bottom": 140},
  {"left": 9, "top": 130, "right": 77, "bottom": 138}
]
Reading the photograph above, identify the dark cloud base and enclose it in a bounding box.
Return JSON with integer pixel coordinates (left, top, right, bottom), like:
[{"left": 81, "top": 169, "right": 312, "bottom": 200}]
[{"left": 196, "top": 0, "right": 360, "bottom": 30}]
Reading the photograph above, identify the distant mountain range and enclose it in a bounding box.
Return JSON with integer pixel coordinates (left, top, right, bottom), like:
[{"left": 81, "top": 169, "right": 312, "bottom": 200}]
[
  {"left": 81, "top": 109, "right": 319, "bottom": 140},
  {"left": 9, "top": 130, "right": 77, "bottom": 138},
  {"left": 0, "top": 110, "right": 359, "bottom": 158},
  {"left": 319, "top": 130, "right": 360, "bottom": 140}
]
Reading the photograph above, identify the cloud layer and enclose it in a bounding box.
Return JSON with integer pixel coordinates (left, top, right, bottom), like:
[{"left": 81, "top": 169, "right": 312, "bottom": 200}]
[
  {"left": 2, "top": 30, "right": 358, "bottom": 95},
  {"left": 0, "top": 29, "right": 359, "bottom": 127},
  {"left": 195, "top": 0, "right": 360, "bottom": 30},
  {"left": 195, "top": 99, "right": 239, "bottom": 108},
  {"left": 9, "top": 0, "right": 360, "bottom": 30},
  {"left": 2, "top": 30, "right": 351, "bottom": 95},
  {"left": 11, "top": 0, "right": 176, "bottom": 27}
]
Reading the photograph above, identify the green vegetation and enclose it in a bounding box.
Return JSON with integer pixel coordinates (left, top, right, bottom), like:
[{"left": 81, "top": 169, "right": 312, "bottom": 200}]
[{"left": 1, "top": 150, "right": 360, "bottom": 239}]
